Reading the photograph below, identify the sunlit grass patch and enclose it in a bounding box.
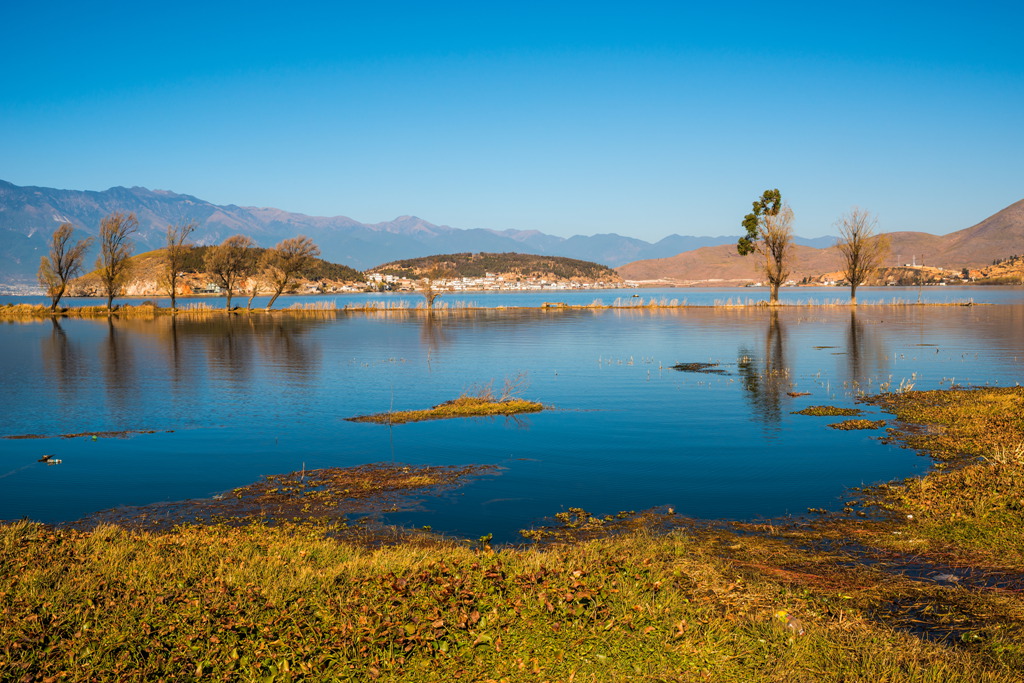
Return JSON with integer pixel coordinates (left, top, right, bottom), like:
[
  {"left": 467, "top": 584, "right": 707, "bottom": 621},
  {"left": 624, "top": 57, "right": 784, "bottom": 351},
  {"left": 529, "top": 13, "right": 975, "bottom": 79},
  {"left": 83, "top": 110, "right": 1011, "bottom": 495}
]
[
  {"left": 348, "top": 396, "right": 545, "bottom": 424},
  {"left": 792, "top": 405, "right": 863, "bottom": 417},
  {"left": 861, "top": 387, "right": 1024, "bottom": 567},
  {"left": 828, "top": 419, "right": 886, "bottom": 430}
]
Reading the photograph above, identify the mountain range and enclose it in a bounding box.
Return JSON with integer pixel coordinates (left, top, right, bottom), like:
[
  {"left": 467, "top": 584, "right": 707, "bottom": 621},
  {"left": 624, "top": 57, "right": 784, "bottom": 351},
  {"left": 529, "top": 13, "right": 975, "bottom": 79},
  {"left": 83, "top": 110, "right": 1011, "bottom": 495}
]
[{"left": 0, "top": 179, "right": 833, "bottom": 285}]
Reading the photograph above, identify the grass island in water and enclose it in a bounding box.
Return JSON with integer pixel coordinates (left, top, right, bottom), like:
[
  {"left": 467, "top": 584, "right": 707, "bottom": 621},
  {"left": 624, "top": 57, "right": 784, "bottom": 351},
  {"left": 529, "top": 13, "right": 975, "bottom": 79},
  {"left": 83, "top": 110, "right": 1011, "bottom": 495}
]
[{"left": 347, "top": 396, "right": 545, "bottom": 425}]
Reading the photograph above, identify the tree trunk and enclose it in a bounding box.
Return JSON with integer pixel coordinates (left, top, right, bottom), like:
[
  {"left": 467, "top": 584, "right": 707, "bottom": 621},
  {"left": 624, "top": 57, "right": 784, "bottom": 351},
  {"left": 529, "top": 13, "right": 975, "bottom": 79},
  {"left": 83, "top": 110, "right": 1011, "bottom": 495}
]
[
  {"left": 850, "top": 282, "right": 858, "bottom": 306},
  {"left": 225, "top": 288, "right": 233, "bottom": 310},
  {"left": 49, "top": 284, "right": 65, "bottom": 312},
  {"left": 265, "top": 287, "right": 283, "bottom": 311},
  {"left": 106, "top": 292, "right": 114, "bottom": 311},
  {"left": 769, "top": 283, "right": 780, "bottom": 305}
]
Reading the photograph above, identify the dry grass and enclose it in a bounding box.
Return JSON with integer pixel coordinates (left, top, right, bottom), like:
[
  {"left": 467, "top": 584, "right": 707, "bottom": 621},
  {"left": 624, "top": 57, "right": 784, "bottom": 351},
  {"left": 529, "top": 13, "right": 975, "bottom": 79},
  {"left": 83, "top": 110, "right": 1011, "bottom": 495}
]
[{"left": 347, "top": 396, "right": 544, "bottom": 425}]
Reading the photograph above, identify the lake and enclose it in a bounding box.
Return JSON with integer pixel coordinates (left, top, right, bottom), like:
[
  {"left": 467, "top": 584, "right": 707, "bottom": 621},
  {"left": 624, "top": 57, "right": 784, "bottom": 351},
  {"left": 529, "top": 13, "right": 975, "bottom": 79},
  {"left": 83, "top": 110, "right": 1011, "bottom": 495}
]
[{"left": 2, "top": 287, "right": 1023, "bottom": 543}]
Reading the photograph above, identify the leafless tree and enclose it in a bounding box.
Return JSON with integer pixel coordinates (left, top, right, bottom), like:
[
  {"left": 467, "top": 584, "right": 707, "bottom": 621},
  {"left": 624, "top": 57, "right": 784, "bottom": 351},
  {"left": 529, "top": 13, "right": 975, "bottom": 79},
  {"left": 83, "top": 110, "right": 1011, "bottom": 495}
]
[
  {"left": 205, "top": 234, "right": 255, "bottom": 309},
  {"left": 96, "top": 212, "right": 139, "bottom": 311},
  {"left": 418, "top": 265, "right": 453, "bottom": 309},
  {"left": 263, "top": 236, "right": 320, "bottom": 310},
  {"left": 244, "top": 270, "right": 264, "bottom": 311},
  {"left": 834, "top": 207, "right": 889, "bottom": 306},
  {"left": 38, "top": 223, "right": 92, "bottom": 311},
  {"left": 760, "top": 204, "right": 795, "bottom": 304},
  {"left": 162, "top": 222, "right": 196, "bottom": 311}
]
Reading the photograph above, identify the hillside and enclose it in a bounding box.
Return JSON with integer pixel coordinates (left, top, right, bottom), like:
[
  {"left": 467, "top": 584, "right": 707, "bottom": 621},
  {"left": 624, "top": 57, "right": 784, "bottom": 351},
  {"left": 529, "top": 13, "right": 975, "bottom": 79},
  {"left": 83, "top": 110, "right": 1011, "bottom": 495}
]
[
  {"left": 369, "top": 252, "right": 622, "bottom": 283},
  {"left": 618, "top": 200, "right": 1024, "bottom": 284}
]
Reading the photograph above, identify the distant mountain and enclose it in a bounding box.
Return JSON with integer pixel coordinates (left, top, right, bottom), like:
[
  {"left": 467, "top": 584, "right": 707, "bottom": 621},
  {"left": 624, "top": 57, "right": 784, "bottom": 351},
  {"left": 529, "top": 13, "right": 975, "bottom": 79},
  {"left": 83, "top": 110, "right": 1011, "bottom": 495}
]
[
  {"left": 0, "top": 179, "right": 829, "bottom": 286},
  {"left": 617, "top": 200, "right": 1024, "bottom": 283}
]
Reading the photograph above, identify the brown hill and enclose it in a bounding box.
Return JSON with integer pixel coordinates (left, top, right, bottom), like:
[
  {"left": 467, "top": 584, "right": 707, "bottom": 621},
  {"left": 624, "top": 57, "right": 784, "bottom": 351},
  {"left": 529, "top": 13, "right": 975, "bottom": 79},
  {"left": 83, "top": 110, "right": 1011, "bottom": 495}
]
[
  {"left": 618, "top": 243, "right": 843, "bottom": 284},
  {"left": 618, "top": 200, "right": 1024, "bottom": 283}
]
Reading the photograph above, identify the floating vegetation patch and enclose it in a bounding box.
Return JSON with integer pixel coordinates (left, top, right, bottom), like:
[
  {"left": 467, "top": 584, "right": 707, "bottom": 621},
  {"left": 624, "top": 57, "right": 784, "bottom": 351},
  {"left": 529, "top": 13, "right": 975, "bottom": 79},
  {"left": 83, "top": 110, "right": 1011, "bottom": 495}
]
[
  {"left": 671, "top": 361, "right": 727, "bottom": 374},
  {"left": 792, "top": 405, "right": 863, "bottom": 417},
  {"left": 3, "top": 429, "right": 169, "bottom": 440},
  {"left": 74, "top": 463, "right": 496, "bottom": 532},
  {"left": 812, "top": 345, "right": 838, "bottom": 349},
  {"left": 787, "top": 391, "right": 812, "bottom": 397},
  {"left": 828, "top": 419, "right": 886, "bottom": 431},
  {"left": 347, "top": 397, "right": 545, "bottom": 424}
]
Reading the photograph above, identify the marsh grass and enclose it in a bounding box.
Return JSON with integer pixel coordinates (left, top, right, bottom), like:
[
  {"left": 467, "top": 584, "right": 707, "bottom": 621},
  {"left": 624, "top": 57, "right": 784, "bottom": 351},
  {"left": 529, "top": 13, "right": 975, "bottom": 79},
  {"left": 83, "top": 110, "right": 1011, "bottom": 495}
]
[
  {"left": 5, "top": 388, "right": 1024, "bottom": 679},
  {"left": 827, "top": 419, "right": 886, "bottom": 430},
  {"left": 792, "top": 405, "right": 864, "bottom": 417},
  {"left": 858, "top": 387, "right": 1024, "bottom": 567},
  {"left": 3, "top": 520, "right": 1021, "bottom": 682},
  {"left": 347, "top": 396, "right": 544, "bottom": 425}
]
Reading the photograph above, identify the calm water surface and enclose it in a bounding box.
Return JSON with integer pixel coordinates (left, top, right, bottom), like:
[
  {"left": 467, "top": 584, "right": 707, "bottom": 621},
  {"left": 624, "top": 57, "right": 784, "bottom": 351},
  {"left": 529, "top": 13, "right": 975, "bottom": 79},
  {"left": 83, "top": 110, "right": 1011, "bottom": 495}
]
[{"left": 2, "top": 295, "right": 1023, "bottom": 542}]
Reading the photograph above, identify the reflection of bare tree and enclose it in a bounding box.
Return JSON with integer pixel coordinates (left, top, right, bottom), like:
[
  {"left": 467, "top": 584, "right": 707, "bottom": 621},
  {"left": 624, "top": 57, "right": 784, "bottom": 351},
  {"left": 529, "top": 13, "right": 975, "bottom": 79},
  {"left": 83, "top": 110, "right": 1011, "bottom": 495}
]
[
  {"left": 254, "top": 319, "right": 319, "bottom": 383},
  {"left": 201, "top": 317, "right": 255, "bottom": 384},
  {"left": 420, "top": 312, "right": 448, "bottom": 357},
  {"left": 103, "top": 318, "right": 136, "bottom": 417},
  {"left": 40, "top": 318, "right": 82, "bottom": 401},
  {"left": 845, "top": 310, "right": 889, "bottom": 391},
  {"left": 738, "top": 310, "right": 791, "bottom": 427}
]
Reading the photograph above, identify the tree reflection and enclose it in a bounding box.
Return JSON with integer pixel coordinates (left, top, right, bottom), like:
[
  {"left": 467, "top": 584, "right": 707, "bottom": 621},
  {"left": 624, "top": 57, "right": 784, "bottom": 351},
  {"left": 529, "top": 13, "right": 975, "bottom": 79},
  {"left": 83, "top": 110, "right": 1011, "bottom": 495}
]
[
  {"left": 844, "top": 310, "right": 889, "bottom": 392},
  {"left": 420, "top": 313, "right": 449, "bottom": 356},
  {"left": 738, "top": 310, "right": 791, "bottom": 428},
  {"left": 103, "top": 317, "right": 137, "bottom": 417},
  {"left": 40, "top": 318, "right": 82, "bottom": 401}
]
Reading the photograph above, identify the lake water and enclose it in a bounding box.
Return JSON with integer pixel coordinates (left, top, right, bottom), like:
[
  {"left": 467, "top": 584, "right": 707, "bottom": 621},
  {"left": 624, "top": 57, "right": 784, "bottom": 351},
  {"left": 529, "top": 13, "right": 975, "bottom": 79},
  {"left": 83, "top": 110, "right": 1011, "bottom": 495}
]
[{"left": 2, "top": 288, "right": 1023, "bottom": 543}]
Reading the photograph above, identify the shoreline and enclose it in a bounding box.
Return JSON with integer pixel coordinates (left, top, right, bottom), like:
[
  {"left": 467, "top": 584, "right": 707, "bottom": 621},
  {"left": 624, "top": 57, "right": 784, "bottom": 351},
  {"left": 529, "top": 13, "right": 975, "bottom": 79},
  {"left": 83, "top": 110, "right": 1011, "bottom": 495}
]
[
  {"left": 0, "top": 298, "right": 984, "bottom": 320},
  {"left": 3, "top": 386, "right": 1024, "bottom": 679}
]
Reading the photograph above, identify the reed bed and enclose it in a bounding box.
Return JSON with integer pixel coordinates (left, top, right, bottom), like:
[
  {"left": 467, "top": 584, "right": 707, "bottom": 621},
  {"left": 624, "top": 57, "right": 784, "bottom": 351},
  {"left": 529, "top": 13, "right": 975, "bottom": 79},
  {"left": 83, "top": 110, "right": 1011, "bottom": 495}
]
[{"left": 0, "top": 296, "right": 983, "bottom": 322}]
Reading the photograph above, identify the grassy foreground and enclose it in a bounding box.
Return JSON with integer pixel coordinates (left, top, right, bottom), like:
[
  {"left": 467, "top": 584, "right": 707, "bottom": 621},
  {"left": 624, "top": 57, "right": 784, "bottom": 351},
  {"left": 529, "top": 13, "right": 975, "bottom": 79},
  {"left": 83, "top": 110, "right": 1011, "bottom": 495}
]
[
  {"left": 3, "top": 387, "right": 1024, "bottom": 681},
  {"left": 4, "top": 520, "right": 1021, "bottom": 682}
]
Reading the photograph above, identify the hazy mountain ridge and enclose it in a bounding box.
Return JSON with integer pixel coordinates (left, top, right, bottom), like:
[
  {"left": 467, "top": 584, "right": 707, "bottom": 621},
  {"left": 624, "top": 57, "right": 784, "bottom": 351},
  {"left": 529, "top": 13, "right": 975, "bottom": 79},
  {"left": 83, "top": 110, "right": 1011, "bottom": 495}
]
[{"left": 0, "top": 179, "right": 828, "bottom": 285}]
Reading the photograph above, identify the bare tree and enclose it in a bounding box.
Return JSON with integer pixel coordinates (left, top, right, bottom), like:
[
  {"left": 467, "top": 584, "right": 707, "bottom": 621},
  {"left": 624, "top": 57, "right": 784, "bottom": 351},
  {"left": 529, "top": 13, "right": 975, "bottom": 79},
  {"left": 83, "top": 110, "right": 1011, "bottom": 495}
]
[
  {"left": 737, "top": 189, "right": 793, "bottom": 305},
  {"left": 96, "top": 212, "right": 139, "bottom": 311},
  {"left": 38, "top": 223, "right": 92, "bottom": 311},
  {"left": 205, "top": 234, "right": 255, "bottom": 310},
  {"left": 418, "top": 265, "right": 453, "bottom": 309},
  {"left": 244, "top": 269, "right": 264, "bottom": 311},
  {"left": 162, "top": 222, "right": 196, "bottom": 311},
  {"left": 263, "top": 236, "right": 320, "bottom": 310},
  {"left": 834, "top": 208, "right": 889, "bottom": 306}
]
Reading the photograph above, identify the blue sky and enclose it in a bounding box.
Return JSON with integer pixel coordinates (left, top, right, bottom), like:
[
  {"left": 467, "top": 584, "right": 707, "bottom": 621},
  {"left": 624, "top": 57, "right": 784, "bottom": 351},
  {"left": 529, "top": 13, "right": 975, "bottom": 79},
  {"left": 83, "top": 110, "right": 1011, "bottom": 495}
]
[{"left": 2, "top": 1, "right": 1021, "bottom": 241}]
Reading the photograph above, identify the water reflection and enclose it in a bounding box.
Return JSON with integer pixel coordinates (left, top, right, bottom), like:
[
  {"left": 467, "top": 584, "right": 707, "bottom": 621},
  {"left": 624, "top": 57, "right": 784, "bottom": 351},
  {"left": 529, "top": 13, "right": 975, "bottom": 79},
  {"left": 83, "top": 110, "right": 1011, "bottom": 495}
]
[
  {"left": 845, "top": 311, "right": 889, "bottom": 390},
  {"left": 738, "top": 310, "right": 790, "bottom": 428},
  {"left": 103, "top": 318, "right": 137, "bottom": 419},
  {"left": 40, "top": 318, "right": 81, "bottom": 402},
  {"left": 420, "top": 313, "right": 449, "bottom": 360}
]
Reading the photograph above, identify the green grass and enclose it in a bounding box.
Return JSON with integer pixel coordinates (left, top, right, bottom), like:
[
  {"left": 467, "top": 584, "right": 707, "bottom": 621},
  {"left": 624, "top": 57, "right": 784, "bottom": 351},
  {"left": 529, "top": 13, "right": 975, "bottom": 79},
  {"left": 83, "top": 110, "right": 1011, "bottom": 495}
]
[{"left": 3, "top": 521, "right": 1020, "bottom": 682}]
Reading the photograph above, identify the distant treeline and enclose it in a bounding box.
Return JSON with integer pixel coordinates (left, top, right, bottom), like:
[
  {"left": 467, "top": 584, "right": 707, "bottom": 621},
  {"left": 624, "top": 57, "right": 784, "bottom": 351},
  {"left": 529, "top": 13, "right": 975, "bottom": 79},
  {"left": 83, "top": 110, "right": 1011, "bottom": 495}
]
[
  {"left": 372, "top": 252, "right": 619, "bottom": 280},
  {"left": 182, "top": 246, "right": 364, "bottom": 282}
]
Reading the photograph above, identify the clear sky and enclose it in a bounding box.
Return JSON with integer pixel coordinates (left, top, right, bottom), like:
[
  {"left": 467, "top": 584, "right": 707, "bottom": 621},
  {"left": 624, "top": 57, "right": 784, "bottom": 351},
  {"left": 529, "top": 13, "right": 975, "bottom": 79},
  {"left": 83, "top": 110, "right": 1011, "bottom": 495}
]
[{"left": 2, "top": 1, "right": 1021, "bottom": 241}]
